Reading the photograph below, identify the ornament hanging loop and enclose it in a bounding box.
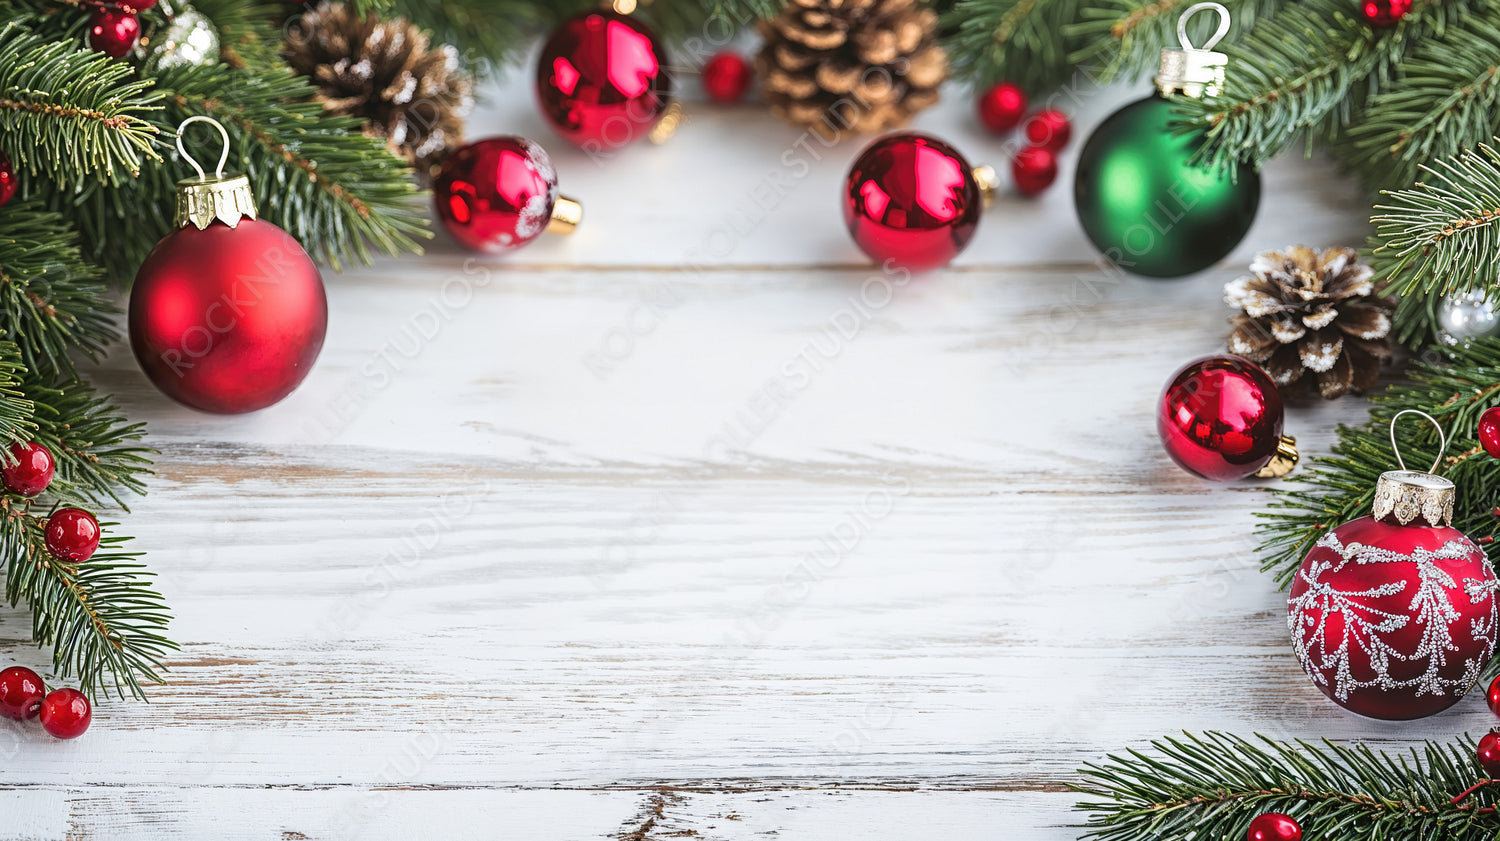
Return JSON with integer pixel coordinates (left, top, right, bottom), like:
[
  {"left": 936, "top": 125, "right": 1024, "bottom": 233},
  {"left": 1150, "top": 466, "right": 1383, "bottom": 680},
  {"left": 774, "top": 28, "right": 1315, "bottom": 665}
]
[
  {"left": 1389, "top": 409, "right": 1446, "bottom": 474},
  {"left": 1177, "top": 2, "right": 1231, "bottom": 52},
  {"left": 175, "top": 115, "right": 231, "bottom": 181}
]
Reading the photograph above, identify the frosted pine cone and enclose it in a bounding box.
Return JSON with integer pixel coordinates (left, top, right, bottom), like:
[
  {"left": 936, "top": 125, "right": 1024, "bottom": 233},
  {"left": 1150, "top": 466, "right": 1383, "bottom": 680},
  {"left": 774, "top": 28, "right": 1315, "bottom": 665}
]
[{"left": 1225, "top": 246, "right": 1394, "bottom": 400}]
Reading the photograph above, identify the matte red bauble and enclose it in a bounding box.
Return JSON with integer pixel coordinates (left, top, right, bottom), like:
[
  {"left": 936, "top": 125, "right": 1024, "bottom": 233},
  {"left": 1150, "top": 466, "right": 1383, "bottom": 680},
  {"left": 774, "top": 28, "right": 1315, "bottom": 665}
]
[
  {"left": 843, "top": 132, "right": 991, "bottom": 271},
  {"left": 977, "top": 81, "right": 1027, "bottom": 134},
  {"left": 1024, "top": 109, "right": 1072, "bottom": 151},
  {"left": 1246, "top": 813, "right": 1302, "bottom": 841},
  {"left": 88, "top": 8, "right": 140, "bottom": 58},
  {"left": 130, "top": 117, "right": 326, "bottom": 414},
  {"left": 0, "top": 151, "right": 15, "bottom": 208},
  {"left": 434, "top": 136, "right": 582, "bottom": 254},
  {"left": 702, "top": 51, "right": 753, "bottom": 103},
  {"left": 1289, "top": 415, "right": 1498, "bottom": 720},
  {"left": 1359, "top": 0, "right": 1412, "bottom": 26},
  {"left": 1012, "top": 146, "right": 1057, "bottom": 197},
  {"left": 535, "top": 10, "right": 673, "bottom": 149},
  {"left": 1478, "top": 406, "right": 1500, "bottom": 458},
  {"left": 1157, "top": 355, "right": 1297, "bottom": 481}
]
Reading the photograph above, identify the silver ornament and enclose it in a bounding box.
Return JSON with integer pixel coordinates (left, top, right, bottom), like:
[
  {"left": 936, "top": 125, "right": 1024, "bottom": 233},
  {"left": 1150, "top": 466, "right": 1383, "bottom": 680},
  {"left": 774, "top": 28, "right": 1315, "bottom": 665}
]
[
  {"left": 146, "top": 8, "right": 220, "bottom": 71},
  {"left": 1437, "top": 288, "right": 1500, "bottom": 346}
]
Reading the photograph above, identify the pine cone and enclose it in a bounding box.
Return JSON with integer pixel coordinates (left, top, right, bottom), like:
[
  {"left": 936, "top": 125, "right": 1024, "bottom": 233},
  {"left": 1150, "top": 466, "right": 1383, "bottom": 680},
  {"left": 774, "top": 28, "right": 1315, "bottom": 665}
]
[
  {"left": 758, "top": 0, "right": 947, "bottom": 140},
  {"left": 284, "top": 2, "right": 473, "bottom": 177},
  {"left": 1225, "top": 246, "right": 1395, "bottom": 400}
]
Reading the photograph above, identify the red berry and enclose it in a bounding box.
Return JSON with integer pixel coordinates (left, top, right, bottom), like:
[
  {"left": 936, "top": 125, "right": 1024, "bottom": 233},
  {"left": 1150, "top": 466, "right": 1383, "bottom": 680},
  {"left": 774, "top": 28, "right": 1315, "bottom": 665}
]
[
  {"left": 44, "top": 507, "right": 100, "bottom": 563},
  {"left": 1024, "top": 109, "right": 1072, "bottom": 152},
  {"left": 1246, "top": 812, "right": 1302, "bottom": 841},
  {"left": 977, "top": 81, "right": 1027, "bottom": 135},
  {"left": 38, "top": 688, "right": 90, "bottom": 740},
  {"left": 0, "top": 151, "right": 15, "bottom": 209},
  {"left": 1, "top": 442, "right": 55, "bottom": 497},
  {"left": 1012, "top": 146, "right": 1058, "bottom": 197},
  {"left": 1488, "top": 675, "right": 1500, "bottom": 717},
  {"left": 88, "top": 8, "right": 140, "bottom": 59},
  {"left": 702, "top": 51, "right": 754, "bottom": 104},
  {"left": 1481, "top": 732, "right": 1500, "bottom": 777},
  {"left": 1480, "top": 407, "right": 1500, "bottom": 458},
  {"left": 1359, "top": 0, "right": 1412, "bottom": 26},
  {"left": 0, "top": 667, "right": 45, "bottom": 721}
]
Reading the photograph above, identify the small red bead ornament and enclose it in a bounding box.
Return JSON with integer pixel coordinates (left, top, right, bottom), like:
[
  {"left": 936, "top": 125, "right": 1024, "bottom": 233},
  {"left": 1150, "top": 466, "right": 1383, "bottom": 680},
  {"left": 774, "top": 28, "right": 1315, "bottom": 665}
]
[
  {"left": 1157, "top": 355, "right": 1298, "bottom": 482},
  {"left": 976, "top": 81, "right": 1027, "bottom": 135},
  {"left": 87, "top": 7, "right": 141, "bottom": 58},
  {"left": 0, "top": 151, "right": 16, "bottom": 209},
  {"left": 843, "top": 132, "right": 994, "bottom": 271},
  {"left": 1, "top": 442, "right": 54, "bottom": 497},
  {"left": 130, "top": 117, "right": 327, "bottom": 414},
  {"left": 434, "top": 136, "right": 582, "bottom": 254},
  {"left": 1358, "top": 0, "right": 1413, "bottom": 27},
  {"left": 702, "top": 51, "right": 753, "bottom": 103},
  {"left": 535, "top": 9, "right": 673, "bottom": 149},
  {"left": 1480, "top": 732, "right": 1500, "bottom": 777},
  {"left": 1290, "top": 410, "right": 1499, "bottom": 720},
  {"left": 0, "top": 666, "right": 45, "bottom": 721},
  {"left": 38, "top": 688, "right": 90, "bottom": 740},
  {"left": 1478, "top": 406, "right": 1500, "bottom": 458},
  {"left": 1487, "top": 674, "right": 1500, "bottom": 717},
  {"left": 45, "top": 507, "right": 100, "bottom": 563},
  {"left": 1246, "top": 812, "right": 1302, "bottom": 841},
  {"left": 1012, "top": 146, "right": 1058, "bottom": 197},
  {"left": 1024, "top": 109, "right": 1072, "bottom": 152}
]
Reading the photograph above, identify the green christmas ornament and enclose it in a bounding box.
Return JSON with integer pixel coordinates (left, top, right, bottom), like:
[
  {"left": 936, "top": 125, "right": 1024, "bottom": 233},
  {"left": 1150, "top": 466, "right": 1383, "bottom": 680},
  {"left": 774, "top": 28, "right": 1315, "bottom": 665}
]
[{"left": 1073, "top": 2, "right": 1258, "bottom": 279}]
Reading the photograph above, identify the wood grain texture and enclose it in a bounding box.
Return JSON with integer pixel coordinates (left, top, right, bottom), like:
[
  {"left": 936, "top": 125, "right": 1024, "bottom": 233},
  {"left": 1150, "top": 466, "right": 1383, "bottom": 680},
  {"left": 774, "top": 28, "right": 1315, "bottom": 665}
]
[{"left": 0, "top": 63, "right": 1436, "bottom": 839}]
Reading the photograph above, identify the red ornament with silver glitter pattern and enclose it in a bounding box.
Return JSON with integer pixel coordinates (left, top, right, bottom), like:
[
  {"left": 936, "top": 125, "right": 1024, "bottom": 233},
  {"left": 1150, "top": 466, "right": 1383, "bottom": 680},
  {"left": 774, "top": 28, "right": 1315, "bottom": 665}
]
[
  {"left": 843, "top": 132, "right": 988, "bottom": 271},
  {"left": 1288, "top": 412, "right": 1498, "bottom": 720},
  {"left": 1157, "top": 355, "right": 1293, "bottom": 482},
  {"left": 535, "top": 9, "right": 673, "bottom": 149}
]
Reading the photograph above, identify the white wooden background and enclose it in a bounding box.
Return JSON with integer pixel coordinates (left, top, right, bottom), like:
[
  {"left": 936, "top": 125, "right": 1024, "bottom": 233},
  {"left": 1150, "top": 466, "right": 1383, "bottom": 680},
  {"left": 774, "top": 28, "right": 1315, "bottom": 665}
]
[{"left": 0, "top": 60, "right": 1469, "bottom": 840}]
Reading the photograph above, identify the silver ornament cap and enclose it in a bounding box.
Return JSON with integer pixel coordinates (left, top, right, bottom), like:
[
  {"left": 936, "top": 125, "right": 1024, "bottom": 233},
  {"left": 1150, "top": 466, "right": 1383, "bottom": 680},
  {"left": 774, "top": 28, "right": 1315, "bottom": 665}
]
[
  {"left": 1371, "top": 410, "right": 1456, "bottom": 528},
  {"left": 1155, "top": 2, "right": 1231, "bottom": 98}
]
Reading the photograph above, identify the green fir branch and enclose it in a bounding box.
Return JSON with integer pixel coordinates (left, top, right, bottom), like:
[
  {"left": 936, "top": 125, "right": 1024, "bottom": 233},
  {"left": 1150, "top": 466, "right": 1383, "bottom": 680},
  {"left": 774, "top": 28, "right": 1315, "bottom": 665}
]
[
  {"left": 26, "top": 375, "right": 152, "bottom": 510},
  {"left": 942, "top": 0, "right": 1090, "bottom": 96},
  {"left": 1076, "top": 732, "right": 1500, "bottom": 841}
]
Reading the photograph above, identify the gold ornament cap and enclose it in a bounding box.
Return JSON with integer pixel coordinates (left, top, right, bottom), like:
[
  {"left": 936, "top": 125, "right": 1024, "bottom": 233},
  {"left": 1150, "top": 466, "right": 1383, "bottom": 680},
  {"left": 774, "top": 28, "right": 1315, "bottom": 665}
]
[
  {"left": 172, "top": 116, "right": 258, "bottom": 230},
  {"left": 1253, "top": 434, "right": 1299, "bottom": 479},
  {"left": 1370, "top": 410, "right": 1455, "bottom": 528},
  {"left": 1155, "top": 2, "right": 1231, "bottom": 98}
]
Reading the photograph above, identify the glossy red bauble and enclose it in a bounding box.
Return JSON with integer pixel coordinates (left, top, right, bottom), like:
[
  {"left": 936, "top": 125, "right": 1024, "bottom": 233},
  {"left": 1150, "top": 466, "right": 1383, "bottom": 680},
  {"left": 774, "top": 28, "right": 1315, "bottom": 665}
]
[
  {"left": 1024, "top": 109, "right": 1072, "bottom": 152},
  {"left": 1479, "top": 406, "right": 1500, "bottom": 458},
  {"left": 703, "top": 51, "right": 753, "bottom": 103},
  {"left": 1157, "top": 356, "right": 1285, "bottom": 481},
  {"left": 435, "top": 137, "right": 564, "bottom": 254},
  {"left": 38, "top": 688, "right": 90, "bottom": 740},
  {"left": 1289, "top": 514, "right": 1498, "bottom": 720},
  {"left": 1, "top": 442, "right": 54, "bottom": 497},
  {"left": 1480, "top": 732, "right": 1500, "bottom": 777},
  {"left": 130, "top": 218, "right": 327, "bottom": 414},
  {"left": 0, "top": 151, "right": 15, "bottom": 209},
  {"left": 88, "top": 8, "right": 140, "bottom": 58},
  {"left": 1246, "top": 812, "right": 1302, "bottom": 841},
  {"left": 1359, "top": 0, "right": 1413, "bottom": 26},
  {"left": 1488, "top": 674, "right": 1500, "bottom": 717},
  {"left": 535, "top": 10, "right": 673, "bottom": 150},
  {"left": 843, "top": 132, "right": 985, "bottom": 271},
  {"left": 0, "top": 666, "right": 45, "bottom": 721},
  {"left": 45, "top": 507, "right": 100, "bottom": 563},
  {"left": 977, "top": 81, "right": 1027, "bottom": 134},
  {"left": 1012, "top": 146, "right": 1058, "bottom": 196}
]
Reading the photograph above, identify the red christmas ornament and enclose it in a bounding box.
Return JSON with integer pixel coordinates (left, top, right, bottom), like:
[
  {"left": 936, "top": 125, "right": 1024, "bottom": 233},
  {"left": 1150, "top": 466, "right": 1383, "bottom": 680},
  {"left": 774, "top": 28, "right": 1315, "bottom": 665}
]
[
  {"left": 1012, "top": 146, "right": 1058, "bottom": 197},
  {"left": 1359, "top": 0, "right": 1413, "bottom": 27},
  {"left": 1289, "top": 411, "right": 1499, "bottom": 720},
  {"left": 434, "top": 136, "right": 582, "bottom": 254},
  {"left": 977, "top": 81, "right": 1027, "bottom": 135},
  {"left": 38, "top": 688, "right": 90, "bottom": 740},
  {"left": 535, "top": 9, "right": 673, "bottom": 149},
  {"left": 1246, "top": 813, "right": 1302, "bottom": 841},
  {"left": 87, "top": 7, "right": 140, "bottom": 58},
  {"left": 1480, "top": 732, "right": 1500, "bottom": 777},
  {"left": 1487, "top": 674, "right": 1500, "bottom": 716},
  {"left": 0, "top": 151, "right": 16, "bottom": 209},
  {"left": 45, "top": 507, "right": 100, "bottom": 563},
  {"left": 843, "top": 132, "right": 990, "bottom": 271},
  {"left": 130, "top": 117, "right": 326, "bottom": 414},
  {"left": 1024, "top": 109, "right": 1072, "bottom": 151},
  {"left": 702, "top": 51, "right": 753, "bottom": 104},
  {"left": 1478, "top": 406, "right": 1500, "bottom": 458},
  {"left": 1157, "top": 355, "right": 1297, "bottom": 482},
  {"left": 0, "top": 666, "right": 45, "bottom": 721},
  {"left": 1, "top": 442, "right": 54, "bottom": 497}
]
